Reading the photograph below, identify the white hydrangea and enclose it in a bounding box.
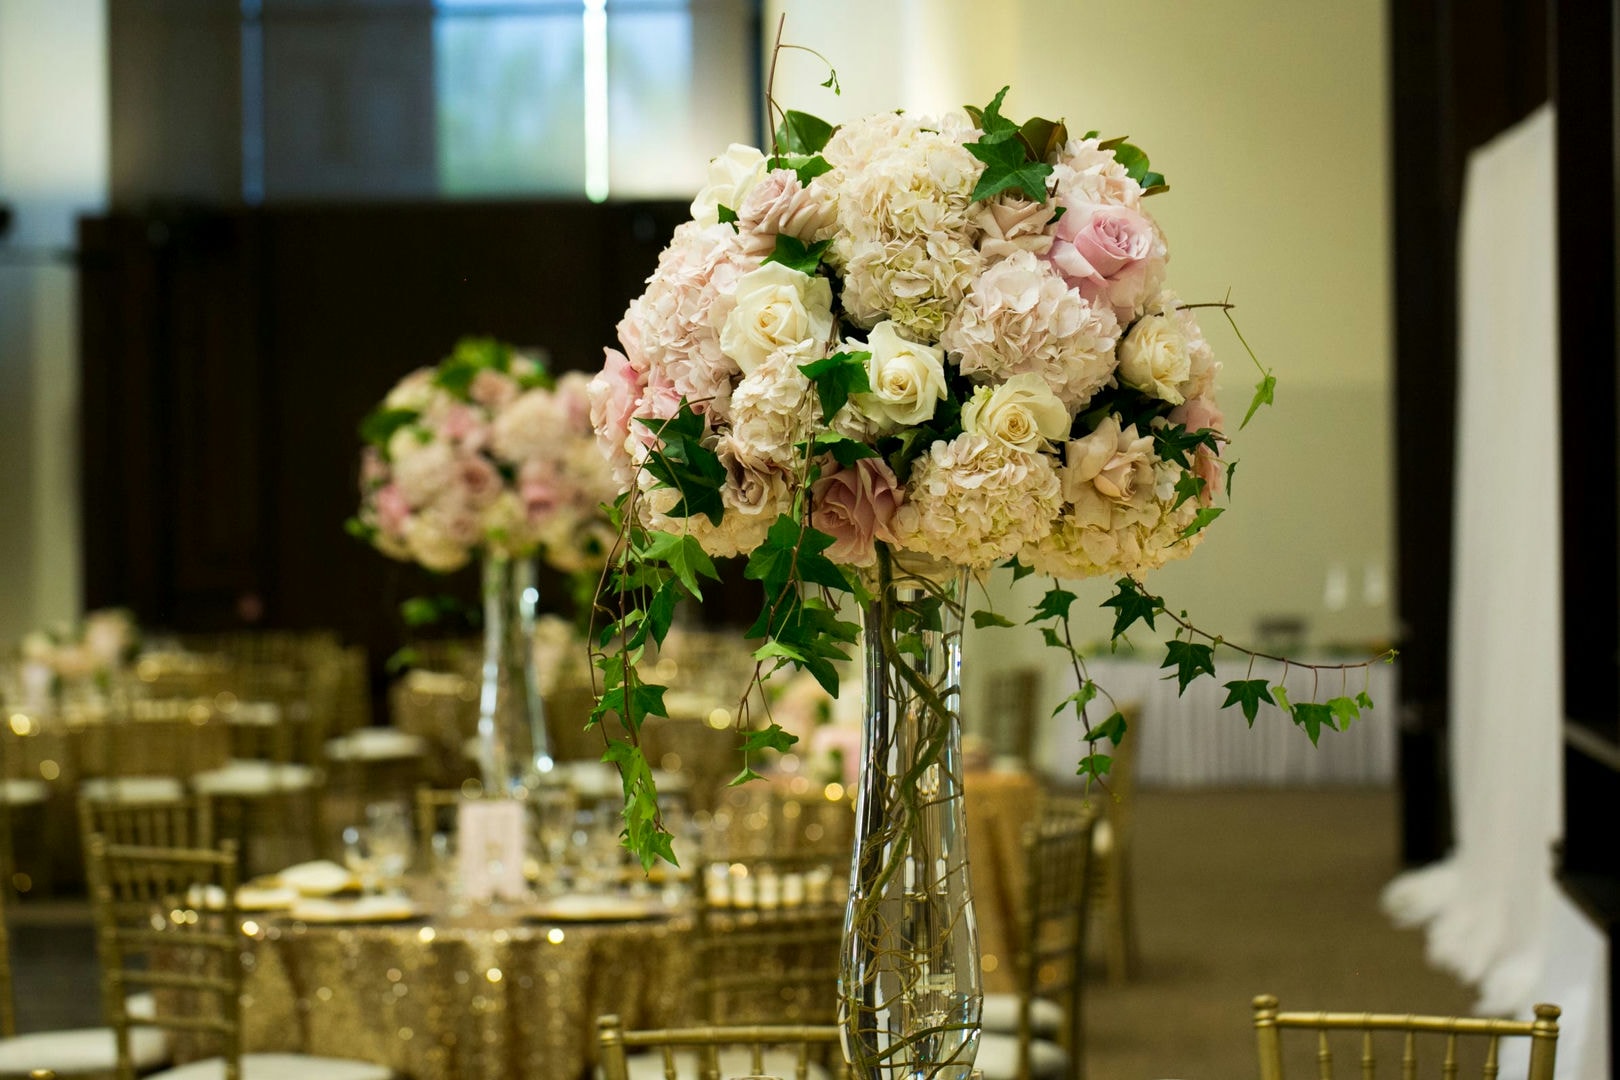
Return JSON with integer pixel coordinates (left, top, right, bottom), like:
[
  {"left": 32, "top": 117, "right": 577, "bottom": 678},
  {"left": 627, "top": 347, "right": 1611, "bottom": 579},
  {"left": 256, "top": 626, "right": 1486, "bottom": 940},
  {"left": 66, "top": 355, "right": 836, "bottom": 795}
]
[
  {"left": 892, "top": 434, "right": 1061, "bottom": 567},
  {"left": 942, "top": 249, "right": 1121, "bottom": 410},
  {"left": 729, "top": 347, "right": 819, "bottom": 466}
]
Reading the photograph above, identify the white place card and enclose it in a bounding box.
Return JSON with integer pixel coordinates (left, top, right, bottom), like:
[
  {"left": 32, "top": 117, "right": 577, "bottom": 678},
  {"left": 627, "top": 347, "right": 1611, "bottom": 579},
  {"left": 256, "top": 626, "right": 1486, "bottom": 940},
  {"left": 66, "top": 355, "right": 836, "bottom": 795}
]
[{"left": 457, "top": 798, "right": 527, "bottom": 902}]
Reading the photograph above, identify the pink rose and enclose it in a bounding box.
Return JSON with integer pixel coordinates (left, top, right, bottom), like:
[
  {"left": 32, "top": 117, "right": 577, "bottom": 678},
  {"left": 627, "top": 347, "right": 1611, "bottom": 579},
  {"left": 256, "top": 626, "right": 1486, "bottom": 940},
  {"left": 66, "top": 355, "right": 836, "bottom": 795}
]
[
  {"left": 437, "top": 403, "right": 488, "bottom": 449},
  {"left": 454, "top": 454, "right": 503, "bottom": 509},
  {"left": 468, "top": 369, "right": 520, "bottom": 410},
  {"left": 737, "top": 168, "right": 836, "bottom": 257},
  {"left": 519, "top": 458, "right": 562, "bottom": 518},
  {"left": 1168, "top": 396, "right": 1225, "bottom": 503},
  {"left": 589, "top": 348, "right": 646, "bottom": 481},
  {"left": 375, "top": 483, "right": 411, "bottom": 535},
  {"left": 360, "top": 447, "right": 388, "bottom": 489},
  {"left": 810, "top": 457, "right": 904, "bottom": 567},
  {"left": 1046, "top": 204, "right": 1165, "bottom": 321}
]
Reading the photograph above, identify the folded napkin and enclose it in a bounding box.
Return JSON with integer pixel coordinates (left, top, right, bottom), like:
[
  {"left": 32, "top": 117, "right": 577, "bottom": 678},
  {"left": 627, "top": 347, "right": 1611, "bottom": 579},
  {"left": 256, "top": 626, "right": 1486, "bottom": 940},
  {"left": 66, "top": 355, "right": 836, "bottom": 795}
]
[{"left": 274, "top": 860, "right": 360, "bottom": 897}]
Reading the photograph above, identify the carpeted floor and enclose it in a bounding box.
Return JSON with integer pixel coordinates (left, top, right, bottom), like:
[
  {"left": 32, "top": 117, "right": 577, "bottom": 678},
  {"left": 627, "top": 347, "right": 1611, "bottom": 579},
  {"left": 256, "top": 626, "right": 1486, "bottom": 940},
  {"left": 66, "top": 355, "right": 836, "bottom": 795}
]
[
  {"left": 10, "top": 788, "right": 1475, "bottom": 1078},
  {"left": 1086, "top": 787, "right": 1476, "bottom": 1080}
]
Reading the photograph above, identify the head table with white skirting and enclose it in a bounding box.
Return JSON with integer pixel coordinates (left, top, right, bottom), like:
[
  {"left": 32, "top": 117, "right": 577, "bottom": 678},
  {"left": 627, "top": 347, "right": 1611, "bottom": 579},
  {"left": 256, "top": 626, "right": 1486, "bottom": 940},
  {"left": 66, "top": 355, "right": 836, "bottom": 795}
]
[{"left": 1038, "top": 655, "right": 1399, "bottom": 788}]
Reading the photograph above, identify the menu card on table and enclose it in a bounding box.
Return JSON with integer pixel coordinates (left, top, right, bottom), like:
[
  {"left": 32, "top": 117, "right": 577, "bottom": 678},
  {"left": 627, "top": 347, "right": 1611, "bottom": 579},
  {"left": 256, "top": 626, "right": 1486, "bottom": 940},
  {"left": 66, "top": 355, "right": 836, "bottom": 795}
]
[{"left": 457, "top": 798, "right": 527, "bottom": 902}]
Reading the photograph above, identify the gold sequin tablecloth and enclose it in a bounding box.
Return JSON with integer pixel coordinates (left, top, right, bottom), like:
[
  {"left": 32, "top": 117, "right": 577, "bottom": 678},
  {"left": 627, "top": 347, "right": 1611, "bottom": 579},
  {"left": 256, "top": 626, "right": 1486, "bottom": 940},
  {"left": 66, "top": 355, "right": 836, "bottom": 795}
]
[{"left": 216, "top": 897, "right": 695, "bottom": 1080}]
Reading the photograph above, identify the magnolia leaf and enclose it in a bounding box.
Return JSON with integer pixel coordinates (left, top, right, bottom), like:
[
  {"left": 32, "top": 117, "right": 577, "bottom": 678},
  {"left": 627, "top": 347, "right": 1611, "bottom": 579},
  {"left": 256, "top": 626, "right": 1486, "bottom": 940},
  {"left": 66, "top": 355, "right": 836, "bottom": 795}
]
[
  {"left": 775, "top": 110, "right": 835, "bottom": 155},
  {"left": 972, "top": 610, "right": 1017, "bottom": 629},
  {"left": 1221, "top": 679, "right": 1274, "bottom": 726},
  {"left": 811, "top": 432, "right": 880, "bottom": 466},
  {"left": 1161, "top": 639, "right": 1216, "bottom": 694},
  {"left": 1242, "top": 373, "right": 1276, "bottom": 429}
]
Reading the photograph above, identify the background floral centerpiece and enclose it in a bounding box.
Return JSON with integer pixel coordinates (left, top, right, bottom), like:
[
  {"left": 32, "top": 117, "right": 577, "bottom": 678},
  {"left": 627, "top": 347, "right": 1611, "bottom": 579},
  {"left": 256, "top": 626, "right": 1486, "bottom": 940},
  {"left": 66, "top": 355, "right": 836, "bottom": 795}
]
[{"left": 354, "top": 337, "right": 619, "bottom": 793}]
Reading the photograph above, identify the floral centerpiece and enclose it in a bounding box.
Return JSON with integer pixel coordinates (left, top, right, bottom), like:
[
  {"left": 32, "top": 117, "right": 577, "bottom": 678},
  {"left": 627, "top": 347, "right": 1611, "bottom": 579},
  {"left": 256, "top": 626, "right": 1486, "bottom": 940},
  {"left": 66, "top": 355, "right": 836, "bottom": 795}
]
[
  {"left": 18, "top": 608, "right": 139, "bottom": 708},
  {"left": 353, "top": 337, "right": 619, "bottom": 794},
  {"left": 587, "top": 63, "right": 1389, "bottom": 1078}
]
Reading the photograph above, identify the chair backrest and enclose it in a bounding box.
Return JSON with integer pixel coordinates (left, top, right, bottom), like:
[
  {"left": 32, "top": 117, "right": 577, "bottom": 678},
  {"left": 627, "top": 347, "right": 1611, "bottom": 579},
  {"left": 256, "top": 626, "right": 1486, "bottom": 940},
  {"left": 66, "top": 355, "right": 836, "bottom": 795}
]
[
  {"left": 414, "top": 784, "right": 483, "bottom": 867},
  {"left": 983, "top": 666, "right": 1042, "bottom": 766},
  {"left": 596, "top": 1014, "right": 849, "bottom": 1080},
  {"left": 1252, "top": 995, "right": 1561, "bottom": 1080},
  {"left": 692, "top": 850, "right": 845, "bottom": 1025},
  {"left": 1014, "top": 796, "right": 1100, "bottom": 1079},
  {"left": 78, "top": 793, "right": 215, "bottom": 853},
  {"left": 85, "top": 834, "right": 243, "bottom": 1080}
]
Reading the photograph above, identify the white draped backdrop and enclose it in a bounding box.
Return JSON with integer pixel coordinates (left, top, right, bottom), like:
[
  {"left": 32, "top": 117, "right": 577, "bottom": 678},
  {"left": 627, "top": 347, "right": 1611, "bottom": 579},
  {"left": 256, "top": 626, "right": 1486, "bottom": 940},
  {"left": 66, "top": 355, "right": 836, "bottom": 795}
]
[{"left": 1379, "top": 105, "right": 1608, "bottom": 1080}]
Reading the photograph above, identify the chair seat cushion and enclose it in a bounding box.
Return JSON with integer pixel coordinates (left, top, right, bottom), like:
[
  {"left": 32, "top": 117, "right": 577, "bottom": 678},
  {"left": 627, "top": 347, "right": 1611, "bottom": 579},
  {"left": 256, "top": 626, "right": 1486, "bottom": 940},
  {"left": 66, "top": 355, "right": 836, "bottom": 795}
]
[
  {"left": 0, "top": 1025, "right": 168, "bottom": 1074},
  {"left": 621, "top": 1046, "right": 832, "bottom": 1080},
  {"left": 973, "top": 1032, "right": 1069, "bottom": 1080},
  {"left": 0, "top": 779, "right": 48, "bottom": 806},
  {"left": 192, "top": 760, "right": 317, "bottom": 796},
  {"left": 979, "top": 993, "right": 1064, "bottom": 1037},
  {"left": 79, "top": 777, "right": 186, "bottom": 803},
  {"left": 323, "top": 729, "right": 427, "bottom": 763},
  {"left": 148, "top": 1053, "right": 394, "bottom": 1080}
]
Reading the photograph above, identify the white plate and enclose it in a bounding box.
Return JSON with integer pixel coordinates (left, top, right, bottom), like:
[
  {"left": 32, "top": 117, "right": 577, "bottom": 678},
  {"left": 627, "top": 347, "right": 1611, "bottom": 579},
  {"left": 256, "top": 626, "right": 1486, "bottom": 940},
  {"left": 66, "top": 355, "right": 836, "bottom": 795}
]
[
  {"left": 526, "top": 895, "right": 665, "bottom": 922},
  {"left": 289, "top": 896, "right": 420, "bottom": 923}
]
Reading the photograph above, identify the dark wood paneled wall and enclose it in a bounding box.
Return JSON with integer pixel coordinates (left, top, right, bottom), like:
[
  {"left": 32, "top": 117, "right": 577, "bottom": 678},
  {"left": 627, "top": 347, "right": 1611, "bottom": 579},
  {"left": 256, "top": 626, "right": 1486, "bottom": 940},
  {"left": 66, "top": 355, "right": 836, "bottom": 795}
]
[
  {"left": 78, "top": 201, "right": 691, "bottom": 668},
  {"left": 1388, "top": 0, "right": 1549, "bottom": 866}
]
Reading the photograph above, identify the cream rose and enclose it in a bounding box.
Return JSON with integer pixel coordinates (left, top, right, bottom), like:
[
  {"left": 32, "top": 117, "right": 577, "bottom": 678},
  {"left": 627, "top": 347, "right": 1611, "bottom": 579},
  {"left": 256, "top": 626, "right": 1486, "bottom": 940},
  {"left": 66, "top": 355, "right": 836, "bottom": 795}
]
[
  {"left": 690, "top": 143, "right": 770, "bottom": 227},
  {"left": 1117, "top": 313, "right": 1193, "bottom": 404},
  {"left": 851, "top": 321, "right": 947, "bottom": 431},
  {"left": 719, "top": 262, "right": 834, "bottom": 376},
  {"left": 961, "top": 373, "right": 1070, "bottom": 453}
]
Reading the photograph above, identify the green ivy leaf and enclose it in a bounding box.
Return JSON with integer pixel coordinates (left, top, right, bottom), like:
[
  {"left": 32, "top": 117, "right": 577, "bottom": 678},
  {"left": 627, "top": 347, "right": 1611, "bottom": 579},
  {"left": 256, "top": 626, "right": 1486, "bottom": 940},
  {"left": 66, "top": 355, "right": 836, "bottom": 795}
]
[
  {"left": 1088, "top": 710, "right": 1128, "bottom": 746},
  {"left": 762, "top": 234, "right": 832, "bottom": 276},
  {"left": 1002, "top": 557, "right": 1036, "bottom": 583},
  {"left": 972, "top": 610, "right": 1017, "bottom": 629},
  {"left": 637, "top": 402, "right": 727, "bottom": 525},
  {"left": 1076, "top": 753, "right": 1113, "bottom": 781},
  {"left": 1053, "top": 680, "right": 1098, "bottom": 719},
  {"left": 799, "top": 351, "right": 872, "bottom": 423},
  {"left": 641, "top": 530, "right": 720, "bottom": 600},
  {"left": 716, "top": 204, "right": 738, "bottom": 227},
  {"left": 1162, "top": 639, "right": 1216, "bottom": 693},
  {"left": 1242, "top": 373, "right": 1276, "bottom": 429},
  {"left": 641, "top": 580, "right": 680, "bottom": 647},
  {"left": 359, "top": 407, "right": 419, "bottom": 450},
  {"left": 729, "top": 765, "right": 765, "bottom": 788},
  {"left": 1154, "top": 423, "right": 1222, "bottom": 469},
  {"left": 1355, "top": 690, "right": 1375, "bottom": 711},
  {"left": 1102, "top": 578, "right": 1161, "bottom": 640},
  {"left": 1028, "top": 586, "right": 1077, "bottom": 624},
  {"left": 1293, "top": 702, "right": 1335, "bottom": 746},
  {"left": 1270, "top": 684, "right": 1293, "bottom": 713},
  {"left": 1221, "top": 679, "right": 1275, "bottom": 726},
  {"left": 1327, "top": 695, "right": 1360, "bottom": 732},
  {"left": 775, "top": 110, "right": 835, "bottom": 155},
  {"left": 1179, "top": 507, "right": 1225, "bottom": 541},
  {"left": 777, "top": 153, "right": 833, "bottom": 187},
  {"left": 1224, "top": 459, "right": 1239, "bottom": 498},
  {"left": 966, "top": 136, "right": 1054, "bottom": 203},
  {"left": 964, "top": 86, "right": 1019, "bottom": 139},
  {"left": 739, "top": 723, "right": 799, "bottom": 755},
  {"left": 1172, "top": 472, "right": 1206, "bottom": 512}
]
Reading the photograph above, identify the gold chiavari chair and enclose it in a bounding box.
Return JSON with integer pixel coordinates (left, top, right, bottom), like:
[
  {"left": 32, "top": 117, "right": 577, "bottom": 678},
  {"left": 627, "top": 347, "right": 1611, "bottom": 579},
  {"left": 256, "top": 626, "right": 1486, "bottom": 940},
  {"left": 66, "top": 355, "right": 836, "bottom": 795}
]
[
  {"left": 85, "top": 834, "right": 395, "bottom": 1080},
  {"left": 1251, "top": 995, "right": 1561, "bottom": 1080},
  {"left": 977, "top": 797, "right": 1101, "bottom": 1080},
  {"left": 412, "top": 785, "right": 478, "bottom": 869},
  {"left": 596, "top": 1016, "right": 850, "bottom": 1080}
]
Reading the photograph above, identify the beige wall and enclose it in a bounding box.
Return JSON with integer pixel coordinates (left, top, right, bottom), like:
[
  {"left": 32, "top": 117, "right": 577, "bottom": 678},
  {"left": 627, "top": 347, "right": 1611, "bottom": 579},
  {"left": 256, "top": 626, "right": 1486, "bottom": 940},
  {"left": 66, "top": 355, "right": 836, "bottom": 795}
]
[{"left": 762, "top": 0, "right": 1394, "bottom": 726}]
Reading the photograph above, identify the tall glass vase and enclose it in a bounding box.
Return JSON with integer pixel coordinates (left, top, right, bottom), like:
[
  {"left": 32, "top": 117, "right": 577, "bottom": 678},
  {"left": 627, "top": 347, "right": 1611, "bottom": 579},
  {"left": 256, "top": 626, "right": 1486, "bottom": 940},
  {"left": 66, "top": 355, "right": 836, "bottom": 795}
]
[
  {"left": 476, "top": 554, "right": 554, "bottom": 797},
  {"left": 840, "top": 550, "right": 982, "bottom": 1080}
]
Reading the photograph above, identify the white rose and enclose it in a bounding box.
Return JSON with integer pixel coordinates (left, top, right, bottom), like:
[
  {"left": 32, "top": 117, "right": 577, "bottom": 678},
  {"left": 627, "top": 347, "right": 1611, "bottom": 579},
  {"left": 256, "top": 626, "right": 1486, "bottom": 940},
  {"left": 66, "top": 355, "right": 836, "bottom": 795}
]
[
  {"left": 690, "top": 143, "right": 770, "bottom": 227},
  {"left": 384, "top": 369, "right": 437, "bottom": 411},
  {"left": 719, "top": 262, "right": 834, "bottom": 375},
  {"left": 961, "top": 373, "right": 1071, "bottom": 453},
  {"left": 1118, "top": 313, "right": 1192, "bottom": 404},
  {"left": 852, "top": 321, "right": 948, "bottom": 431}
]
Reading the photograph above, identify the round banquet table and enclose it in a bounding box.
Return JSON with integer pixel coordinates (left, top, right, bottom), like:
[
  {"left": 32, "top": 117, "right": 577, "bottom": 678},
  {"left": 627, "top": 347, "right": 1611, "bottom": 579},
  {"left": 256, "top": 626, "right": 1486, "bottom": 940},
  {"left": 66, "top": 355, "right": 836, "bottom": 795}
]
[{"left": 210, "top": 887, "right": 697, "bottom": 1080}]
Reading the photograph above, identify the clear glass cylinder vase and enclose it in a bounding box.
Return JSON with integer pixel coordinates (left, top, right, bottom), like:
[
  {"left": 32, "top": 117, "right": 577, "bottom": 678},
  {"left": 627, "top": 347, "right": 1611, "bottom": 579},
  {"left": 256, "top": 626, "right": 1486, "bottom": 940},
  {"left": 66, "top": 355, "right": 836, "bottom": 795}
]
[
  {"left": 476, "top": 554, "right": 554, "bottom": 797},
  {"left": 840, "top": 551, "right": 982, "bottom": 1080}
]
